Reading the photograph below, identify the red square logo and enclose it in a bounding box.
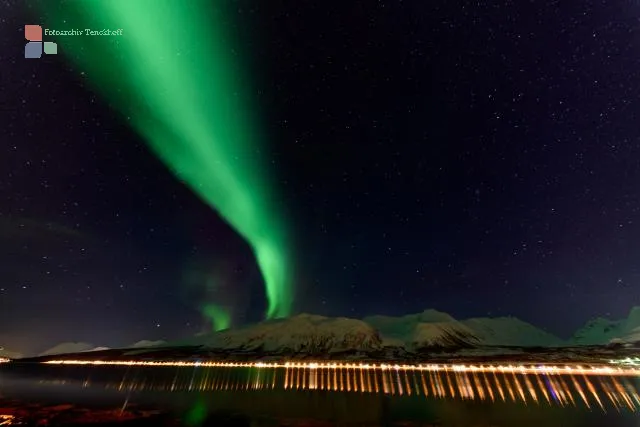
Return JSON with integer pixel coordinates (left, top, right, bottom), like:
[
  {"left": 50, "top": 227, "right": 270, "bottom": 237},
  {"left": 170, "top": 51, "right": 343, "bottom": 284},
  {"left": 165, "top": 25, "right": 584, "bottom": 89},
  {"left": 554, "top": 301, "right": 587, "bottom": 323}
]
[{"left": 25, "top": 25, "right": 43, "bottom": 41}]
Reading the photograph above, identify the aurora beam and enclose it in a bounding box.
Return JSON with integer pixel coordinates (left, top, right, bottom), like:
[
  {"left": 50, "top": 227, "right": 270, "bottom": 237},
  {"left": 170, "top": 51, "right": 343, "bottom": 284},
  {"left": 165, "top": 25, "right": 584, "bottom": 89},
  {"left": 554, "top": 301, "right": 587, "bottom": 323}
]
[
  {"left": 202, "top": 303, "right": 231, "bottom": 331},
  {"left": 35, "top": 0, "right": 293, "bottom": 318}
]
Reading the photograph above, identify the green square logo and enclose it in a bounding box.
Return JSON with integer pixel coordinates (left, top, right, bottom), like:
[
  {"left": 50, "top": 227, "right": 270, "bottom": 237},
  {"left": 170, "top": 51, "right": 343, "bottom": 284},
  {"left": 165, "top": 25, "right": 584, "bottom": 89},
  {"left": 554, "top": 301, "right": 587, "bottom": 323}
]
[{"left": 43, "top": 41, "right": 57, "bottom": 54}]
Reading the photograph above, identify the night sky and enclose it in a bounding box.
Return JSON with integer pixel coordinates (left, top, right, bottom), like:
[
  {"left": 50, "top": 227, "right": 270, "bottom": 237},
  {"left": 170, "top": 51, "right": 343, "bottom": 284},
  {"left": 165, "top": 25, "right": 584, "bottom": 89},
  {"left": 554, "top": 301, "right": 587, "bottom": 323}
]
[{"left": 1, "top": 1, "right": 640, "bottom": 355}]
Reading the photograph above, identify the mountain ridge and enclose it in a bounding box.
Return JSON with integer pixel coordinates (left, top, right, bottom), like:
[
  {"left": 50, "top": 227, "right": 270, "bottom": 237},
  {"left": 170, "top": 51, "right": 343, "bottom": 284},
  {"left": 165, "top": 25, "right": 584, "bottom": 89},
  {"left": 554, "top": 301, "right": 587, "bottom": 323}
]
[
  {"left": 571, "top": 306, "right": 640, "bottom": 346},
  {"left": 10, "top": 307, "right": 640, "bottom": 359},
  {"left": 190, "top": 310, "right": 563, "bottom": 353}
]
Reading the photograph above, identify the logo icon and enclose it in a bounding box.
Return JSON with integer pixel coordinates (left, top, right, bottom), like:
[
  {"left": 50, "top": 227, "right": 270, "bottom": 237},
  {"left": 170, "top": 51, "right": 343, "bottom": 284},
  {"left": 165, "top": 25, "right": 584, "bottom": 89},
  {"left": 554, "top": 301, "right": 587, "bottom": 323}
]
[{"left": 25, "top": 25, "right": 57, "bottom": 59}]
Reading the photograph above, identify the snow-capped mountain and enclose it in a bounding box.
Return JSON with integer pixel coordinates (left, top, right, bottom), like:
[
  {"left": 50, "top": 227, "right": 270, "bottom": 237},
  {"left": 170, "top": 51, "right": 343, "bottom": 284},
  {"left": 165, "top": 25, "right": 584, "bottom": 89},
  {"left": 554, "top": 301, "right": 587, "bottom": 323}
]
[
  {"left": 183, "top": 309, "right": 562, "bottom": 354},
  {"left": 129, "top": 339, "right": 167, "bottom": 348},
  {"left": 627, "top": 306, "right": 640, "bottom": 329},
  {"left": 39, "top": 342, "right": 100, "bottom": 356},
  {"left": 37, "top": 340, "right": 166, "bottom": 357},
  {"left": 571, "top": 318, "right": 621, "bottom": 345},
  {"left": 364, "top": 309, "right": 561, "bottom": 349},
  {"left": 364, "top": 309, "right": 457, "bottom": 339},
  {"left": 462, "top": 317, "right": 564, "bottom": 347},
  {"left": 572, "top": 306, "right": 640, "bottom": 346},
  {"left": 193, "top": 313, "right": 383, "bottom": 353},
  {"left": 411, "top": 321, "right": 479, "bottom": 349},
  {"left": 364, "top": 310, "right": 480, "bottom": 349}
]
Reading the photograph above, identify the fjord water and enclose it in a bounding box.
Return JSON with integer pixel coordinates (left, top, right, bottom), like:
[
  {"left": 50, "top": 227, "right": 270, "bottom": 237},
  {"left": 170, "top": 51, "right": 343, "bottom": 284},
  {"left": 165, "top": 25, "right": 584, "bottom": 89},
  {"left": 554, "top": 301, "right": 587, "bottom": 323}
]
[{"left": 1, "top": 363, "right": 639, "bottom": 426}]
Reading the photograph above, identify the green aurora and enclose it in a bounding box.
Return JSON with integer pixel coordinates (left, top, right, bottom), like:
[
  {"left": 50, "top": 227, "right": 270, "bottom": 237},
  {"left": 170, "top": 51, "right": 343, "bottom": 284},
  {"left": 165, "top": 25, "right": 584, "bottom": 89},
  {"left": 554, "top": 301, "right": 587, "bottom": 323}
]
[
  {"left": 34, "top": 0, "right": 293, "bottom": 320},
  {"left": 202, "top": 303, "right": 232, "bottom": 332}
]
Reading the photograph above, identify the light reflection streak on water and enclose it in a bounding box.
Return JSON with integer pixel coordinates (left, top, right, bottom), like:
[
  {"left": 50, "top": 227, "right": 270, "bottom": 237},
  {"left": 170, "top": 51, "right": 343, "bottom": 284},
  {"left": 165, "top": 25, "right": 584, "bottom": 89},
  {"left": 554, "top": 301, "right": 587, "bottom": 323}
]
[
  {"left": 26, "top": 361, "right": 640, "bottom": 412},
  {"left": 0, "top": 415, "right": 15, "bottom": 426}
]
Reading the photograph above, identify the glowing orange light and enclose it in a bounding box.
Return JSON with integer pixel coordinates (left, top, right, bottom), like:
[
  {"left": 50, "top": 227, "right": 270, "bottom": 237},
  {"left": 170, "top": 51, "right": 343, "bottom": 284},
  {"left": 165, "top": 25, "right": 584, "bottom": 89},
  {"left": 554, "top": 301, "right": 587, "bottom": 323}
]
[
  {"left": 0, "top": 415, "right": 14, "bottom": 426},
  {"left": 40, "top": 360, "right": 640, "bottom": 377}
]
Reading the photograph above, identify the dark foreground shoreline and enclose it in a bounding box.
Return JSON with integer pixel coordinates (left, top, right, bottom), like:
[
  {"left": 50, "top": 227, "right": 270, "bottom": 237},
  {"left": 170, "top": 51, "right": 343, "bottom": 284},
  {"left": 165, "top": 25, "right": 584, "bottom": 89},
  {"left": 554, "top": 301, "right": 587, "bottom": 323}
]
[
  {"left": 0, "top": 397, "right": 178, "bottom": 426},
  {"left": 0, "top": 397, "right": 448, "bottom": 427}
]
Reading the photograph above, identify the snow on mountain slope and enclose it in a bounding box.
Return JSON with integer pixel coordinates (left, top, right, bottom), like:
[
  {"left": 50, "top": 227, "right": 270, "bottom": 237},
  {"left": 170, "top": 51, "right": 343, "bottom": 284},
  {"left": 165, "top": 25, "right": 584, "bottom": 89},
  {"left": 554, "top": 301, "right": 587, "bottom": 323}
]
[
  {"left": 364, "top": 309, "right": 472, "bottom": 348},
  {"left": 39, "top": 342, "right": 98, "bottom": 356},
  {"left": 615, "top": 327, "right": 640, "bottom": 346},
  {"left": 364, "top": 310, "right": 456, "bottom": 338},
  {"left": 411, "top": 321, "right": 479, "bottom": 349},
  {"left": 130, "top": 340, "right": 167, "bottom": 348},
  {"left": 572, "top": 317, "right": 622, "bottom": 345},
  {"left": 610, "top": 307, "right": 640, "bottom": 345},
  {"left": 625, "top": 306, "right": 640, "bottom": 332},
  {"left": 198, "top": 313, "right": 383, "bottom": 353},
  {"left": 462, "top": 317, "right": 563, "bottom": 347},
  {"left": 571, "top": 307, "right": 640, "bottom": 345}
]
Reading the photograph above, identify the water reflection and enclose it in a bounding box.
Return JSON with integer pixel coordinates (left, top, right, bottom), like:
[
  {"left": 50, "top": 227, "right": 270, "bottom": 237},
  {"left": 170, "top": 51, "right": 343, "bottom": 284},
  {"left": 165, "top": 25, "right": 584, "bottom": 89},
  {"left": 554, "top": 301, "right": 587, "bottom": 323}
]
[{"left": 14, "top": 363, "right": 639, "bottom": 412}]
